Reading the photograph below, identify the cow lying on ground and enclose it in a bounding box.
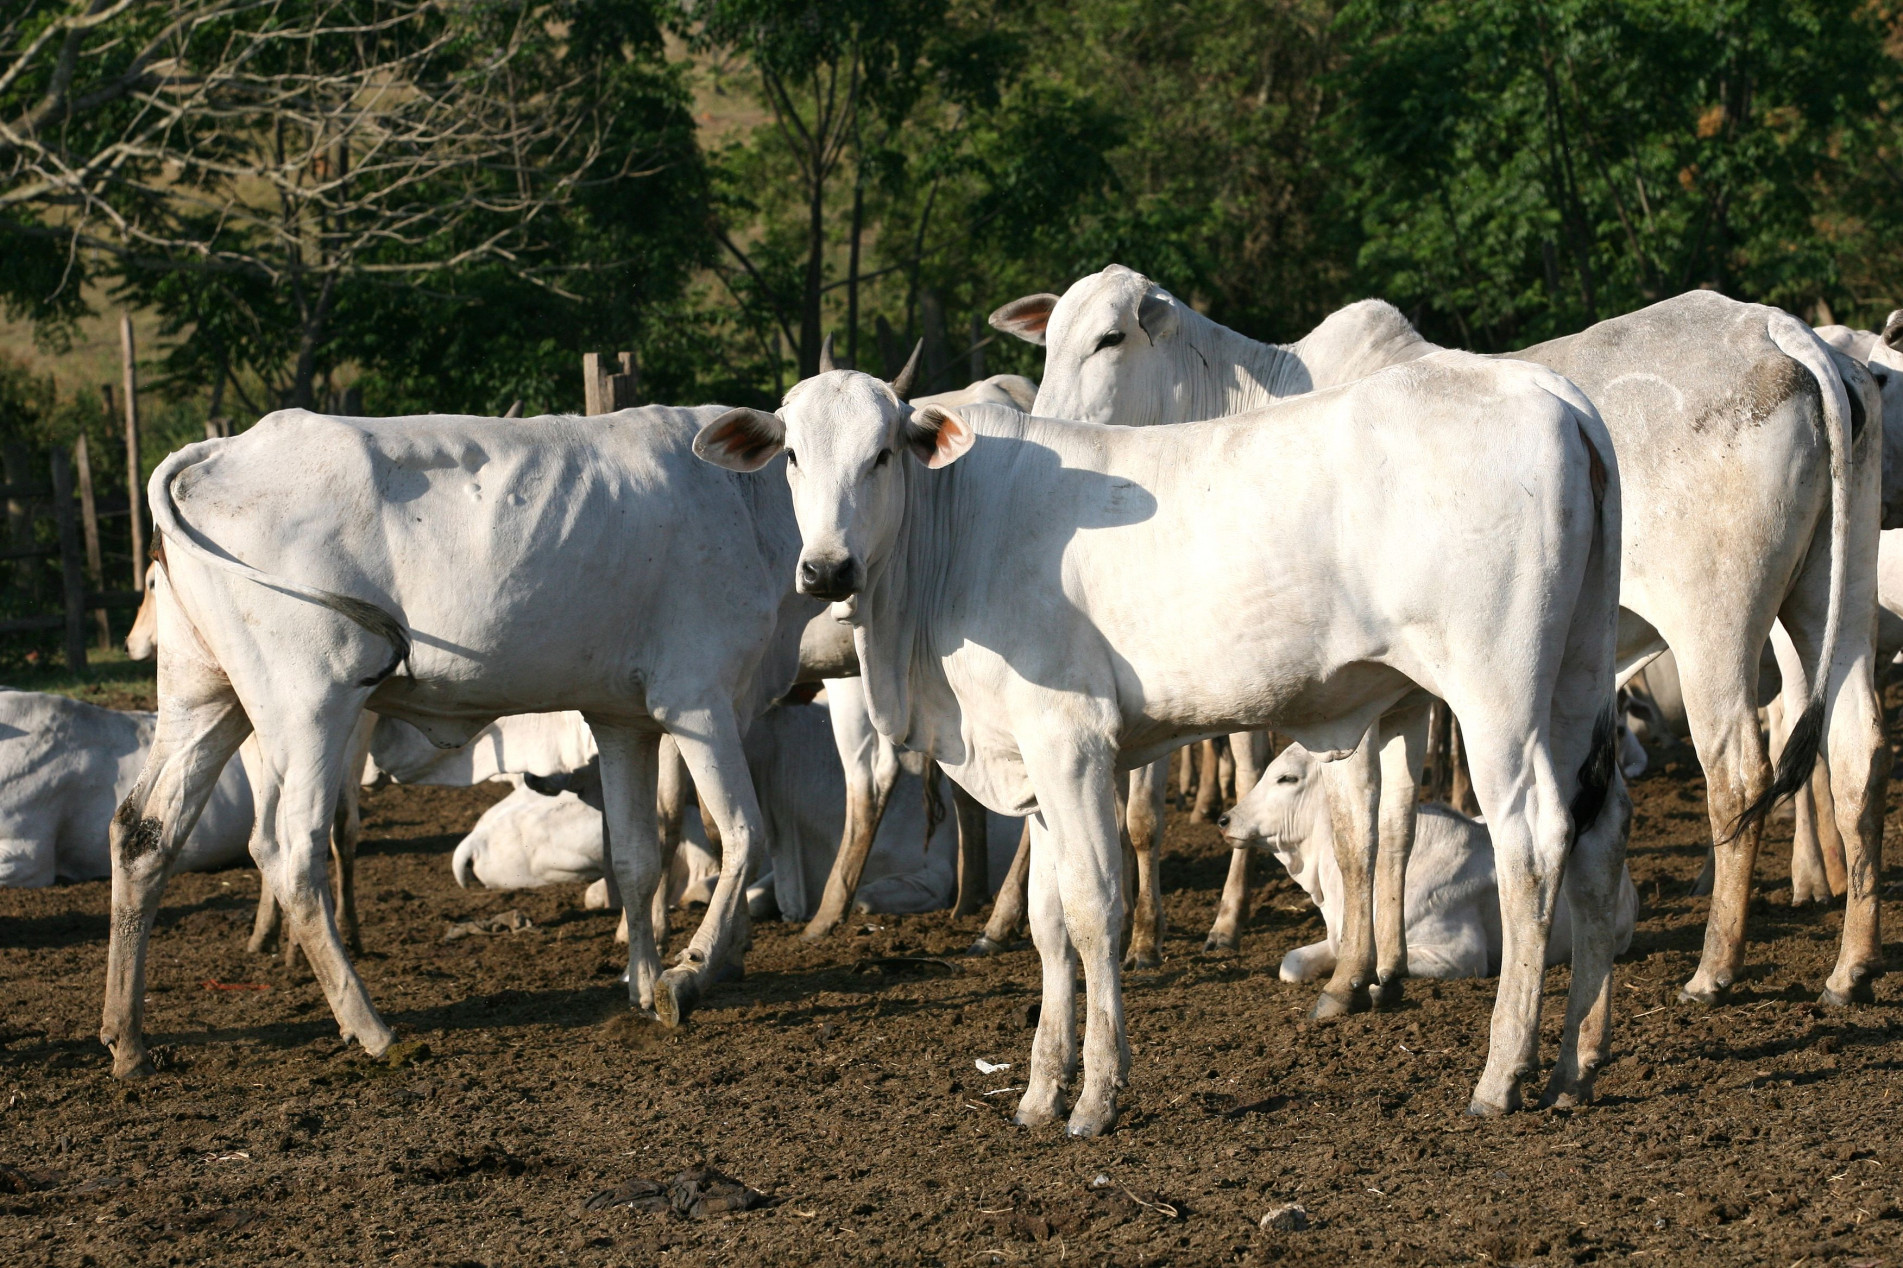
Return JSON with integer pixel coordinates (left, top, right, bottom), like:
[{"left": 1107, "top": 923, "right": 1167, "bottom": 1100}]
[
  {"left": 1220, "top": 742, "right": 1636, "bottom": 982},
  {"left": 102, "top": 403, "right": 819, "bottom": 1078},
  {"left": 695, "top": 355, "right": 1626, "bottom": 1133},
  {"left": 998, "top": 266, "right": 1884, "bottom": 1016},
  {"left": 0, "top": 689, "right": 251, "bottom": 887},
  {"left": 467, "top": 695, "right": 1022, "bottom": 920}
]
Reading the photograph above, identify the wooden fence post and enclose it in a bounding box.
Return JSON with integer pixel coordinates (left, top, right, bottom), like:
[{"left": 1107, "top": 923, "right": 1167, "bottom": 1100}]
[
  {"left": 120, "top": 313, "right": 146, "bottom": 591},
  {"left": 73, "top": 435, "right": 109, "bottom": 648},
  {"left": 50, "top": 448, "right": 86, "bottom": 672},
  {"left": 582, "top": 352, "right": 640, "bottom": 414}
]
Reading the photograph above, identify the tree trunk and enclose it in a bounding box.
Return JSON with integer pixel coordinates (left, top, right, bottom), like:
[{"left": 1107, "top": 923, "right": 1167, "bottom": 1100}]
[{"left": 798, "top": 166, "right": 826, "bottom": 378}]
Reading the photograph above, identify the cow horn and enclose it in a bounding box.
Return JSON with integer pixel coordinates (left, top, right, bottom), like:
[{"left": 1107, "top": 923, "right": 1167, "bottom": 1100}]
[
  {"left": 818, "top": 333, "right": 837, "bottom": 373},
  {"left": 889, "top": 339, "right": 924, "bottom": 400}
]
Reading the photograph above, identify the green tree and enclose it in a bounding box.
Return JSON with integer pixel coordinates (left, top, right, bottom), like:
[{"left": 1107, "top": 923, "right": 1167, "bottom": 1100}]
[{"left": 1333, "top": 0, "right": 1897, "bottom": 348}]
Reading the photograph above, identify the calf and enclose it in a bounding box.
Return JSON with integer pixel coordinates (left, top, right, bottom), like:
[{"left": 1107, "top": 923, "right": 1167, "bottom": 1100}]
[{"left": 1221, "top": 743, "right": 1636, "bottom": 983}]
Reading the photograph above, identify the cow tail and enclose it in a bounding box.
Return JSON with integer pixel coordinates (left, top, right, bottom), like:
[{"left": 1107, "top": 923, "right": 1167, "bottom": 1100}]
[
  {"left": 148, "top": 444, "right": 410, "bottom": 686},
  {"left": 1720, "top": 317, "right": 1853, "bottom": 843}
]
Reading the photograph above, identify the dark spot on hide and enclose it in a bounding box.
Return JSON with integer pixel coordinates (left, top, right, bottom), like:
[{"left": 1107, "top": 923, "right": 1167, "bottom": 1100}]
[
  {"left": 1578, "top": 423, "right": 1608, "bottom": 510},
  {"left": 114, "top": 800, "right": 164, "bottom": 861},
  {"left": 1692, "top": 355, "right": 1810, "bottom": 435}
]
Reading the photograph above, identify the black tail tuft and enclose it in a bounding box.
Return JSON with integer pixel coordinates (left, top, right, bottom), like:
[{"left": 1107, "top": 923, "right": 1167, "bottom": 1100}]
[
  {"left": 1569, "top": 704, "right": 1618, "bottom": 842},
  {"left": 318, "top": 591, "right": 412, "bottom": 686},
  {"left": 1722, "top": 701, "right": 1822, "bottom": 845}
]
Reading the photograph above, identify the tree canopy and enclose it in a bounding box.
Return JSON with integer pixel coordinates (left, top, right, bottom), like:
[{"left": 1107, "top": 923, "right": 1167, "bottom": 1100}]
[{"left": 4, "top": 0, "right": 1903, "bottom": 421}]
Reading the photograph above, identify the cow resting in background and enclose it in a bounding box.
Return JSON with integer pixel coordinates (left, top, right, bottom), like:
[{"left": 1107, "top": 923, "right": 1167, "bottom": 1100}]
[
  {"left": 695, "top": 356, "right": 1626, "bottom": 1133},
  {"left": 0, "top": 689, "right": 252, "bottom": 888},
  {"left": 101, "top": 404, "right": 819, "bottom": 1078},
  {"left": 1220, "top": 742, "right": 1637, "bottom": 982}
]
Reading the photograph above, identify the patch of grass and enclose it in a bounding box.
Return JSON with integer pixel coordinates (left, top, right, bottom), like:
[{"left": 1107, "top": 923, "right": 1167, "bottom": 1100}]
[{"left": 0, "top": 644, "right": 156, "bottom": 712}]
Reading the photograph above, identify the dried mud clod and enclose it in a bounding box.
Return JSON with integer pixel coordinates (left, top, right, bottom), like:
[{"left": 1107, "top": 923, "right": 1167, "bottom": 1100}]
[{"left": 583, "top": 1166, "right": 773, "bottom": 1218}]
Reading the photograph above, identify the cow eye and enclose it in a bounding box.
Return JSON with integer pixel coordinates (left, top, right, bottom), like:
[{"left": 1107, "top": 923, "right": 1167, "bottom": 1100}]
[
  {"left": 874, "top": 449, "right": 892, "bottom": 467},
  {"left": 1095, "top": 330, "right": 1125, "bottom": 352},
  {"left": 785, "top": 450, "right": 797, "bottom": 467},
  {"left": 1276, "top": 774, "right": 1299, "bottom": 785}
]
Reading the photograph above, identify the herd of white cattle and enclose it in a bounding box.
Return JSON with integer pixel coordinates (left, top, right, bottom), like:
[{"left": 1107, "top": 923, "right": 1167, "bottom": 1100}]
[{"left": 8, "top": 265, "right": 1903, "bottom": 1137}]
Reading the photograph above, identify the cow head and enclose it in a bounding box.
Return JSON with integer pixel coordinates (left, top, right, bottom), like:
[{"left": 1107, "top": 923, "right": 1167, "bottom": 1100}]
[
  {"left": 693, "top": 356, "right": 975, "bottom": 601},
  {"left": 1216, "top": 742, "right": 1328, "bottom": 895},
  {"left": 1872, "top": 310, "right": 1903, "bottom": 529},
  {"left": 125, "top": 562, "right": 160, "bottom": 661},
  {"left": 990, "top": 264, "right": 1187, "bottom": 425}
]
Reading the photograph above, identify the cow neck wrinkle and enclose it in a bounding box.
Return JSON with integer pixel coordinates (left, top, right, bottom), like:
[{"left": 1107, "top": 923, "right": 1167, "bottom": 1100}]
[{"left": 1170, "top": 306, "right": 1312, "bottom": 423}]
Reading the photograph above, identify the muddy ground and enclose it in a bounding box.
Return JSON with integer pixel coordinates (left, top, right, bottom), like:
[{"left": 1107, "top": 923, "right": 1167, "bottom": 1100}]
[{"left": 4, "top": 757, "right": 1903, "bottom": 1266}]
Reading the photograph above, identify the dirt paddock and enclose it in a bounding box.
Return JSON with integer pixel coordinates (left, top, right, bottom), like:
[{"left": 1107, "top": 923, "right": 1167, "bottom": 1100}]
[{"left": 4, "top": 757, "right": 1903, "bottom": 1266}]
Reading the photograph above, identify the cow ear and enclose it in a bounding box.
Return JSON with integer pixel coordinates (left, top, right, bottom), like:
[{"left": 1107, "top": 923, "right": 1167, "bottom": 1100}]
[
  {"left": 989, "top": 294, "right": 1059, "bottom": 346},
  {"left": 1884, "top": 309, "right": 1903, "bottom": 352},
  {"left": 1137, "top": 291, "right": 1178, "bottom": 344},
  {"left": 905, "top": 405, "right": 976, "bottom": 469},
  {"left": 694, "top": 407, "right": 785, "bottom": 472}
]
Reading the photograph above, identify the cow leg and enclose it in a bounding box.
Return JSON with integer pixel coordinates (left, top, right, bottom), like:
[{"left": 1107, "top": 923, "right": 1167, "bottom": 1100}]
[
  {"left": 329, "top": 711, "right": 374, "bottom": 956},
  {"left": 1174, "top": 744, "right": 1194, "bottom": 807},
  {"left": 1674, "top": 643, "right": 1773, "bottom": 1005},
  {"left": 590, "top": 723, "right": 665, "bottom": 1013},
  {"left": 651, "top": 703, "right": 765, "bottom": 1026},
  {"left": 248, "top": 700, "right": 393, "bottom": 1058},
  {"left": 1790, "top": 775, "right": 1832, "bottom": 907},
  {"left": 1192, "top": 738, "right": 1222, "bottom": 822},
  {"left": 102, "top": 684, "right": 252, "bottom": 1078},
  {"left": 1202, "top": 847, "right": 1252, "bottom": 955},
  {"left": 650, "top": 734, "right": 689, "bottom": 949},
  {"left": 1543, "top": 767, "right": 1633, "bottom": 1109},
  {"left": 803, "top": 680, "right": 900, "bottom": 940},
  {"left": 247, "top": 884, "right": 283, "bottom": 955},
  {"left": 1018, "top": 729, "right": 1127, "bottom": 1137},
  {"left": 972, "top": 821, "right": 1031, "bottom": 955},
  {"left": 1015, "top": 816, "right": 1077, "bottom": 1127},
  {"left": 1449, "top": 718, "right": 1480, "bottom": 817},
  {"left": 1817, "top": 632, "right": 1887, "bottom": 1008},
  {"left": 952, "top": 782, "right": 989, "bottom": 919},
  {"left": 1312, "top": 720, "right": 1381, "bottom": 1020},
  {"left": 1372, "top": 702, "right": 1430, "bottom": 1008},
  {"left": 1462, "top": 725, "right": 1579, "bottom": 1116},
  {"left": 1121, "top": 757, "right": 1168, "bottom": 969},
  {"left": 1810, "top": 749, "right": 1848, "bottom": 897}
]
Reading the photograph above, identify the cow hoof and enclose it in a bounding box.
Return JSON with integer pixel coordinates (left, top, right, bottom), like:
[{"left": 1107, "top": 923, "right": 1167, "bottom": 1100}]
[
  {"left": 110, "top": 1050, "right": 153, "bottom": 1080},
  {"left": 655, "top": 970, "right": 700, "bottom": 1029},
  {"left": 1309, "top": 989, "right": 1369, "bottom": 1021},
  {"left": 1371, "top": 977, "right": 1406, "bottom": 1010},
  {"left": 1675, "top": 981, "right": 1728, "bottom": 1007},
  {"left": 967, "top": 936, "right": 1006, "bottom": 957},
  {"left": 1066, "top": 1100, "right": 1118, "bottom": 1137},
  {"left": 1122, "top": 948, "right": 1161, "bottom": 971},
  {"left": 1539, "top": 1074, "right": 1596, "bottom": 1110},
  {"left": 1465, "top": 1097, "right": 1508, "bottom": 1118},
  {"left": 1819, "top": 980, "right": 1876, "bottom": 1009},
  {"left": 1201, "top": 933, "right": 1239, "bottom": 957},
  {"left": 1013, "top": 1088, "right": 1064, "bottom": 1128}
]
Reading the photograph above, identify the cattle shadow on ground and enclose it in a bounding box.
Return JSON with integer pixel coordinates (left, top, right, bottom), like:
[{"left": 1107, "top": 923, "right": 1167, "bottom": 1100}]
[
  {"left": 384, "top": 984, "right": 627, "bottom": 1035},
  {"left": 0, "top": 908, "right": 109, "bottom": 948}
]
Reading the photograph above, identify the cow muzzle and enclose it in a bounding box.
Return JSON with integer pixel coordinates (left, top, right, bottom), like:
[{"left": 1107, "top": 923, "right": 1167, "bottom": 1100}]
[{"left": 798, "top": 553, "right": 859, "bottom": 601}]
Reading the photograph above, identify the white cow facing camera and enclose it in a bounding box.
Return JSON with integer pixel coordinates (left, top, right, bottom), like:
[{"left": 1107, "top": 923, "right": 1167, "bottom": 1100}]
[{"left": 1220, "top": 742, "right": 1637, "bottom": 983}]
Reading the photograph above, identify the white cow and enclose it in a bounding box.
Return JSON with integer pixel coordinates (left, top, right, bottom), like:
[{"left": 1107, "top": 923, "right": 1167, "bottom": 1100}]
[
  {"left": 1000, "top": 266, "right": 1886, "bottom": 1015},
  {"left": 101, "top": 404, "right": 820, "bottom": 1079},
  {"left": 792, "top": 340, "right": 1031, "bottom": 938},
  {"left": 1220, "top": 742, "right": 1636, "bottom": 982},
  {"left": 457, "top": 696, "right": 1022, "bottom": 919},
  {"left": 0, "top": 689, "right": 252, "bottom": 887},
  {"left": 694, "top": 357, "right": 1626, "bottom": 1132}
]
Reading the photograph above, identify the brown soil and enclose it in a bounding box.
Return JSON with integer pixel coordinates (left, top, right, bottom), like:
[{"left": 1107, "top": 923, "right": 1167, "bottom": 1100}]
[{"left": 3, "top": 762, "right": 1903, "bottom": 1266}]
